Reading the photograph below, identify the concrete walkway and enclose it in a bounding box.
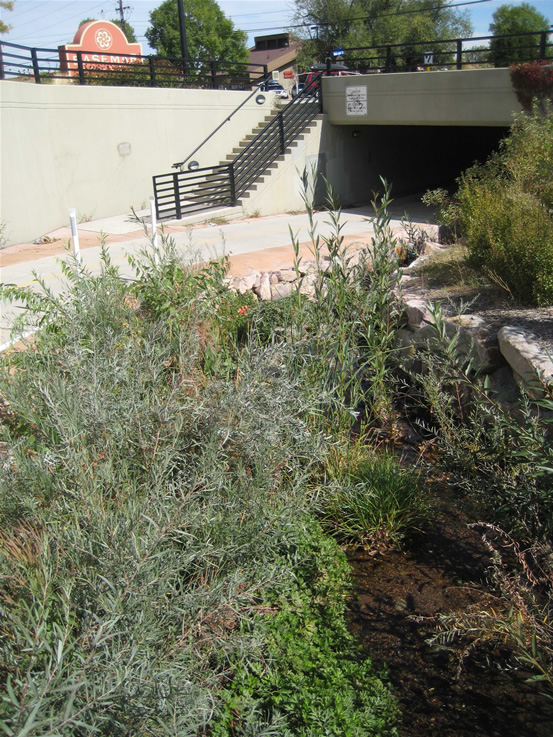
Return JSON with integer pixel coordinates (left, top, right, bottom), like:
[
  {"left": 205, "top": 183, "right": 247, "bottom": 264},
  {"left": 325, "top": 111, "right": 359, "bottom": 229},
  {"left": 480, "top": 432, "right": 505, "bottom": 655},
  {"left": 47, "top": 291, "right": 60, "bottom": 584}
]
[{"left": 0, "top": 197, "right": 437, "bottom": 348}]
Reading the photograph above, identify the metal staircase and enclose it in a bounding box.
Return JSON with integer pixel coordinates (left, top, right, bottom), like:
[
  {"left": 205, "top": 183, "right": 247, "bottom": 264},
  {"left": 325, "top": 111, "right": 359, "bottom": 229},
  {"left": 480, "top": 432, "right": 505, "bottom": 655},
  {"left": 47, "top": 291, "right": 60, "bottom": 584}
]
[{"left": 152, "top": 75, "right": 323, "bottom": 221}]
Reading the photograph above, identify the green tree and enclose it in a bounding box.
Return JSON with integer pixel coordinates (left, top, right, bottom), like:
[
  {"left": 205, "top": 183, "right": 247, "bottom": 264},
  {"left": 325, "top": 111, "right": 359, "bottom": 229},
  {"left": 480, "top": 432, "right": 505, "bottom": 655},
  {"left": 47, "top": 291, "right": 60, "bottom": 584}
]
[
  {"left": 292, "top": 0, "right": 472, "bottom": 69},
  {"left": 145, "top": 0, "right": 248, "bottom": 62},
  {"left": 0, "top": 0, "right": 14, "bottom": 34},
  {"left": 489, "top": 3, "right": 550, "bottom": 67},
  {"left": 78, "top": 17, "right": 138, "bottom": 43}
]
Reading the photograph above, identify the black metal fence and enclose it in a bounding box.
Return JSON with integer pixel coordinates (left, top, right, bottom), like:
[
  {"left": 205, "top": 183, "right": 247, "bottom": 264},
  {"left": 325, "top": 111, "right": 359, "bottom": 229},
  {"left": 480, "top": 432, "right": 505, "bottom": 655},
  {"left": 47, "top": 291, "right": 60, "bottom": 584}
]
[
  {"left": 0, "top": 40, "right": 267, "bottom": 89},
  {"left": 339, "top": 31, "right": 553, "bottom": 74},
  {"left": 153, "top": 165, "right": 236, "bottom": 221},
  {"left": 153, "top": 76, "right": 323, "bottom": 221}
]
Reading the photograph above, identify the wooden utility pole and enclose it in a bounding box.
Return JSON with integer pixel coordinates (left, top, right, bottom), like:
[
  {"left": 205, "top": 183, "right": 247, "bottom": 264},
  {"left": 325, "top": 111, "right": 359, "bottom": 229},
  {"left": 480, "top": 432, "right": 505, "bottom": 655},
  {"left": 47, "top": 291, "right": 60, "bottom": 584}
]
[{"left": 116, "top": 0, "right": 129, "bottom": 38}]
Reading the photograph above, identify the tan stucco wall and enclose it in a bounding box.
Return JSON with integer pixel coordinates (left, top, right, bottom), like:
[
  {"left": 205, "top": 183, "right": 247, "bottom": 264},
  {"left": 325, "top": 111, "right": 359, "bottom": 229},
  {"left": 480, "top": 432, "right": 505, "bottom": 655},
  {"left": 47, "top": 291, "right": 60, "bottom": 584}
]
[
  {"left": 0, "top": 81, "right": 276, "bottom": 244},
  {"left": 322, "top": 67, "right": 521, "bottom": 127}
]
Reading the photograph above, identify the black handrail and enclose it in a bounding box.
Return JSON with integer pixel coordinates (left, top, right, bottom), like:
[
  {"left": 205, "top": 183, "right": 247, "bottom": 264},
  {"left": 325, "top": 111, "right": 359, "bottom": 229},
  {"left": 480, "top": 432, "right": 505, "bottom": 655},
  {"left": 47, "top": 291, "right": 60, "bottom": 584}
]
[
  {"left": 0, "top": 39, "right": 267, "bottom": 89},
  {"left": 172, "top": 69, "right": 271, "bottom": 171},
  {"left": 152, "top": 75, "right": 324, "bottom": 221},
  {"left": 231, "top": 75, "right": 322, "bottom": 198}
]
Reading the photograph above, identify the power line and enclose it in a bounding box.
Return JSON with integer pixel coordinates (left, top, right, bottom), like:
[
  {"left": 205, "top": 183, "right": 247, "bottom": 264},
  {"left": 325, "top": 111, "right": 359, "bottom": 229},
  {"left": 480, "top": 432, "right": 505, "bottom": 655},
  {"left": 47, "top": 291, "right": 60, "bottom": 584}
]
[
  {"left": 10, "top": 1, "right": 110, "bottom": 38},
  {"left": 235, "top": 0, "right": 494, "bottom": 34}
]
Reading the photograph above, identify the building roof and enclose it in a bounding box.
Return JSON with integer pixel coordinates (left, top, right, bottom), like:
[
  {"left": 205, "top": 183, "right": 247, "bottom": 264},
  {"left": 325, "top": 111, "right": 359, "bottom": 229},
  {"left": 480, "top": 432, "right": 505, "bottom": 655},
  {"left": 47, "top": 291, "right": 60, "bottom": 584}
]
[{"left": 248, "top": 43, "right": 300, "bottom": 74}]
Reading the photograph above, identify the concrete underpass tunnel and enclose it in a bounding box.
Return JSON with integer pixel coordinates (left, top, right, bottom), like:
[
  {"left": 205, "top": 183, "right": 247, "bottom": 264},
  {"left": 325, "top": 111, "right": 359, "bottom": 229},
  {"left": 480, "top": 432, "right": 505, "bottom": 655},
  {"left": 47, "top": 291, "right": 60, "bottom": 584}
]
[{"left": 325, "top": 124, "right": 509, "bottom": 207}]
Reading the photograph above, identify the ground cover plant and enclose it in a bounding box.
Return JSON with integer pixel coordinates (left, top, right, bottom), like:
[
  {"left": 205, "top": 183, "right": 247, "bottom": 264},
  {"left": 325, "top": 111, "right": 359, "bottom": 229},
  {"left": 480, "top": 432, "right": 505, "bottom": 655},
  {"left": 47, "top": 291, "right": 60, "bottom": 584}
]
[{"left": 0, "top": 213, "right": 404, "bottom": 734}]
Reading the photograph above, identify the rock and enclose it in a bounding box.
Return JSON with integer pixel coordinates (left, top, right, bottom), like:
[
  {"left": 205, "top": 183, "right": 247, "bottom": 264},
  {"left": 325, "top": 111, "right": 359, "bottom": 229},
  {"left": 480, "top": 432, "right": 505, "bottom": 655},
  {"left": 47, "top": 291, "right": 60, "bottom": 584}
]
[
  {"left": 403, "top": 297, "right": 429, "bottom": 331},
  {"left": 269, "top": 272, "right": 279, "bottom": 285},
  {"left": 394, "top": 329, "right": 417, "bottom": 369},
  {"left": 414, "top": 318, "right": 495, "bottom": 373},
  {"left": 299, "top": 282, "right": 316, "bottom": 299},
  {"left": 271, "top": 282, "right": 293, "bottom": 300},
  {"left": 277, "top": 268, "right": 297, "bottom": 282},
  {"left": 498, "top": 326, "right": 553, "bottom": 395},
  {"left": 255, "top": 272, "right": 272, "bottom": 301},
  {"left": 488, "top": 365, "right": 521, "bottom": 404},
  {"left": 235, "top": 274, "right": 257, "bottom": 293}
]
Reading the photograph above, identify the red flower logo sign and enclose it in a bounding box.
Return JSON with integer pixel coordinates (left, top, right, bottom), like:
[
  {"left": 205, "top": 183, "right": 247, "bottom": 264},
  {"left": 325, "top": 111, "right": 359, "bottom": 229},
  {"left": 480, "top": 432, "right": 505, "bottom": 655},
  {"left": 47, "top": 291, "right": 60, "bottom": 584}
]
[{"left": 95, "top": 29, "right": 113, "bottom": 51}]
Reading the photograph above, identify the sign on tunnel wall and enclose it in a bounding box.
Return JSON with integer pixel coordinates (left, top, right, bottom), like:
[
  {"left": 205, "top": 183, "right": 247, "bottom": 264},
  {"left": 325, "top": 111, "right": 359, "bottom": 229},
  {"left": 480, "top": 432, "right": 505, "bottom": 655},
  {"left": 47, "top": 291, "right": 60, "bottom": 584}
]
[{"left": 346, "top": 86, "right": 367, "bottom": 116}]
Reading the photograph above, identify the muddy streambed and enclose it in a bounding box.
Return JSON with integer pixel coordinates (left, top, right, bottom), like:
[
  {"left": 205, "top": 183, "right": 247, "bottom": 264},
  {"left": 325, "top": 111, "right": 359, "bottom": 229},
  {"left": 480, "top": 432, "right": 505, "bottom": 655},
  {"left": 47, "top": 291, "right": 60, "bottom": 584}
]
[{"left": 346, "top": 481, "right": 553, "bottom": 737}]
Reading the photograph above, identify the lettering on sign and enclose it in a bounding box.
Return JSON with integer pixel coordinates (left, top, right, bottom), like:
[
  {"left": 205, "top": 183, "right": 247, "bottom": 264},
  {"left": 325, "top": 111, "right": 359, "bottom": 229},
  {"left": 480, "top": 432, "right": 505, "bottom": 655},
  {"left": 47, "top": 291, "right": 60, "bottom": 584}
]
[
  {"left": 346, "top": 86, "right": 367, "bottom": 116},
  {"left": 58, "top": 21, "right": 143, "bottom": 75}
]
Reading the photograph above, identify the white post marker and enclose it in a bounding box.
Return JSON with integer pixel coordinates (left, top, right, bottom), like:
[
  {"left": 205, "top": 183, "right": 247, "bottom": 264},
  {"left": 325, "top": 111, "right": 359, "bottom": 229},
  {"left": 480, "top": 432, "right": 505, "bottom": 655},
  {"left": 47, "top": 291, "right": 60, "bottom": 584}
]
[
  {"left": 149, "top": 196, "right": 160, "bottom": 264},
  {"left": 68, "top": 208, "right": 82, "bottom": 265}
]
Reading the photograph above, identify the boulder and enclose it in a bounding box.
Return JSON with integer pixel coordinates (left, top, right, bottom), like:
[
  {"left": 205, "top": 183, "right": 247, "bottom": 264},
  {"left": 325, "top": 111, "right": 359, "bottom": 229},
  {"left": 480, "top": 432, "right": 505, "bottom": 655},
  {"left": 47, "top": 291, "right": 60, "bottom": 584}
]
[
  {"left": 277, "top": 268, "right": 298, "bottom": 282},
  {"left": 272, "top": 282, "right": 293, "bottom": 300},
  {"left": 498, "top": 326, "right": 553, "bottom": 395},
  {"left": 255, "top": 272, "right": 272, "bottom": 301},
  {"left": 403, "top": 297, "right": 429, "bottom": 331}
]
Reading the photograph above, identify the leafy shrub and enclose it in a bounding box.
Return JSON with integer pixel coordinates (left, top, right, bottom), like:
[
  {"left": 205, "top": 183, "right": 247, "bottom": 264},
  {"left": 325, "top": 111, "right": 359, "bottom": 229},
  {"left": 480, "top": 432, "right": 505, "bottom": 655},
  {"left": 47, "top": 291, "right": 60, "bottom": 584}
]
[
  {"left": 421, "top": 187, "right": 463, "bottom": 243},
  {"left": 286, "top": 175, "right": 403, "bottom": 436},
  {"left": 0, "top": 238, "right": 398, "bottom": 735},
  {"left": 510, "top": 60, "right": 553, "bottom": 114},
  {"left": 457, "top": 110, "right": 553, "bottom": 306}
]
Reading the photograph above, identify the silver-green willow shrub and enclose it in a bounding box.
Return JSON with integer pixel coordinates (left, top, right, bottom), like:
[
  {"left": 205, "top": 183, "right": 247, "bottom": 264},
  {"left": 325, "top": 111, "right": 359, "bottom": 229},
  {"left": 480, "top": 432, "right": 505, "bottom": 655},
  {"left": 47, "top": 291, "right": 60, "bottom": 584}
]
[{"left": 0, "top": 240, "right": 398, "bottom": 735}]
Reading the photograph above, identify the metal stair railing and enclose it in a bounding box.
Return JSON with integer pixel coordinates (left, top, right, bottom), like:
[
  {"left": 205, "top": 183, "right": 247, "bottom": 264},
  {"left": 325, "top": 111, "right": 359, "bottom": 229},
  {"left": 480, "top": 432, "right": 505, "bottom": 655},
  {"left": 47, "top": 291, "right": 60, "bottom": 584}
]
[
  {"left": 232, "top": 77, "right": 322, "bottom": 199},
  {"left": 152, "top": 74, "right": 323, "bottom": 221}
]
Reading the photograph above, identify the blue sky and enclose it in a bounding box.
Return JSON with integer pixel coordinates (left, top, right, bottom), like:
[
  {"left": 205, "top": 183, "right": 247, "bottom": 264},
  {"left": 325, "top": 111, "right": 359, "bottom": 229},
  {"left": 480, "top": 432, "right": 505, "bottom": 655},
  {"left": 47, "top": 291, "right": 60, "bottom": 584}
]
[{"left": 1, "top": 0, "right": 551, "bottom": 53}]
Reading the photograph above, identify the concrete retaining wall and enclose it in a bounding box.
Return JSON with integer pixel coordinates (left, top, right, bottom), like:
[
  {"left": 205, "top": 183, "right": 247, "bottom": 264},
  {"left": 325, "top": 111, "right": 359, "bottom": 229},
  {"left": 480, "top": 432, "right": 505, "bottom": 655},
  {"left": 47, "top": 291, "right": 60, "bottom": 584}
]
[
  {"left": 0, "top": 81, "right": 275, "bottom": 245},
  {"left": 323, "top": 67, "right": 521, "bottom": 127}
]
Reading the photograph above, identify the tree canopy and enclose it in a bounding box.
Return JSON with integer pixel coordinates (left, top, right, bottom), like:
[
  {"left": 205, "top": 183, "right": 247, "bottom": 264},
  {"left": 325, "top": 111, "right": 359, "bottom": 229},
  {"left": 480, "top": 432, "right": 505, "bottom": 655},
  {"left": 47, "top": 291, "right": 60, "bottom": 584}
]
[
  {"left": 291, "top": 0, "right": 473, "bottom": 69},
  {"left": 0, "top": 1, "right": 14, "bottom": 35},
  {"left": 489, "top": 3, "right": 550, "bottom": 66},
  {"left": 146, "top": 0, "right": 248, "bottom": 62}
]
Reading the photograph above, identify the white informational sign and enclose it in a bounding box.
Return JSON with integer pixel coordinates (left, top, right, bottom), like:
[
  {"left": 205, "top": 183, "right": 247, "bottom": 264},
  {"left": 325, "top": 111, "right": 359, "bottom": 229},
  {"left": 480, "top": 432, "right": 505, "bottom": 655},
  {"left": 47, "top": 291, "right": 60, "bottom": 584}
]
[
  {"left": 424, "top": 51, "right": 434, "bottom": 65},
  {"left": 346, "top": 86, "right": 367, "bottom": 116}
]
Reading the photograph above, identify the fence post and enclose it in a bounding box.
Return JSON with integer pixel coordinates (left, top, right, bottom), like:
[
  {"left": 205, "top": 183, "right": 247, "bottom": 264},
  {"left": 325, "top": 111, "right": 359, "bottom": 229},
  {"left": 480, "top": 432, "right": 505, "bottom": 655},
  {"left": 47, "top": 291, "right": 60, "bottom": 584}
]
[
  {"left": 539, "top": 31, "right": 547, "bottom": 60},
  {"left": 228, "top": 163, "right": 236, "bottom": 205},
  {"left": 31, "top": 48, "right": 41, "bottom": 84},
  {"left": 211, "top": 60, "right": 217, "bottom": 89},
  {"left": 173, "top": 173, "right": 182, "bottom": 219},
  {"left": 385, "top": 45, "right": 392, "bottom": 72},
  {"left": 149, "top": 196, "right": 160, "bottom": 263},
  {"left": 68, "top": 209, "right": 82, "bottom": 266},
  {"left": 149, "top": 56, "right": 156, "bottom": 87},
  {"left": 77, "top": 51, "right": 86, "bottom": 85},
  {"left": 456, "top": 40, "right": 463, "bottom": 70},
  {"left": 0, "top": 44, "right": 4, "bottom": 81}
]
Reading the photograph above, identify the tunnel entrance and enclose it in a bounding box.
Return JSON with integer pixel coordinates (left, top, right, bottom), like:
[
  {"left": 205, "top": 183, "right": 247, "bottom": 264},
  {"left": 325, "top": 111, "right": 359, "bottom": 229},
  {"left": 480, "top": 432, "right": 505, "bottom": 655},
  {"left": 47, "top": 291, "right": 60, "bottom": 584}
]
[{"left": 328, "top": 124, "right": 509, "bottom": 205}]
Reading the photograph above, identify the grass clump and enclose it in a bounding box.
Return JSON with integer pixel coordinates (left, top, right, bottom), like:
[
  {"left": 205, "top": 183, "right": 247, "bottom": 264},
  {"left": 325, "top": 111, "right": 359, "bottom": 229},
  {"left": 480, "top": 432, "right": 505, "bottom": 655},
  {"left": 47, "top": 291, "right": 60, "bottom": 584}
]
[{"left": 321, "top": 450, "right": 426, "bottom": 548}]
